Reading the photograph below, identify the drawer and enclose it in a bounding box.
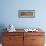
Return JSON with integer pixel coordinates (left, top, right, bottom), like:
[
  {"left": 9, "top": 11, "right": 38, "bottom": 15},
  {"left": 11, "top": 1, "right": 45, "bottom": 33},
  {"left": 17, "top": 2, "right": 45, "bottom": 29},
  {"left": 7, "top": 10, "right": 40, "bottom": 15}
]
[
  {"left": 32, "top": 36, "right": 45, "bottom": 44},
  {"left": 3, "top": 36, "right": 23, "bottom": 44},
  {"left": 24, "top": 32, "right": 45, "bottom": 36},
  {"left": 24, "top": 35, "right": 45, "bottom": 44},
  {"left": 3, "top": 44, "right": 15, "bottom": 46},
  {"left": 3, "top": 32, "right": 23, "bottom": 36},
  {"left": 3, "top": 43, "right": 23, "bottom": 46},
  {"left": 31, "top": 44, "right": 44, "bottom": 46},
  {"left": 3, "top": 36, "right": 23, "bottom": 41}
]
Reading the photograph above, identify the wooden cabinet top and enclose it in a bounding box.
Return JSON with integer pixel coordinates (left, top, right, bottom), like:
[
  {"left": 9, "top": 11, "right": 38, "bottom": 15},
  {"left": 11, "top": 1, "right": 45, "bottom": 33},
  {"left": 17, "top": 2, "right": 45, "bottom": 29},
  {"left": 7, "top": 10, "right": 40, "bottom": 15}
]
[{"left": 3, "top": 32, "right": 45, "bottom": 36}]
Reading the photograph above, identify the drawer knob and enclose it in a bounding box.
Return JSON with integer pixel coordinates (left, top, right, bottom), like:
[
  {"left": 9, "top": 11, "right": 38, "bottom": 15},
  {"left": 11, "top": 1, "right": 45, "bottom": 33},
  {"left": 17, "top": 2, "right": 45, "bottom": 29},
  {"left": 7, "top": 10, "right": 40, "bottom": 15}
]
[
  {"left": 9, "top": 38, "right": 14, "bottom": 40},
  {"left": 32, "top": 39, "right": 36, "bottom": 40}
]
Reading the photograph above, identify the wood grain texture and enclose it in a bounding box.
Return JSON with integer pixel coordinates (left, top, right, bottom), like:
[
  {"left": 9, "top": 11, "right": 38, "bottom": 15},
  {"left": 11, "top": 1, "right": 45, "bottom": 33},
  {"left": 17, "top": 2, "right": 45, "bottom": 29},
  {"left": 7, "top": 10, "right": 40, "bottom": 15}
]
[
  {"left": 24, "top": 32, "right": 45, "bottom": 46},
  {"left": 2, "top": 32, "right": 23, "bottom": 46},
  {"left": 2, "top": 32, "right": 45, "bottom": 46}
]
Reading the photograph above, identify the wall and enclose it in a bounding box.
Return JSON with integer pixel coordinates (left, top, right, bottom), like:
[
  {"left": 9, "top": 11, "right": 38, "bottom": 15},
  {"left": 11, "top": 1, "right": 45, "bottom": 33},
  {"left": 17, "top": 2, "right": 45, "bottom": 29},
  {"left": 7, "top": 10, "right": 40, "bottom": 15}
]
[
  {"left": 0, "top": 0, "right": 46, "bottom": 31},
  {"left": 0, "top": 0, "right": 46, "bottom": 43}
]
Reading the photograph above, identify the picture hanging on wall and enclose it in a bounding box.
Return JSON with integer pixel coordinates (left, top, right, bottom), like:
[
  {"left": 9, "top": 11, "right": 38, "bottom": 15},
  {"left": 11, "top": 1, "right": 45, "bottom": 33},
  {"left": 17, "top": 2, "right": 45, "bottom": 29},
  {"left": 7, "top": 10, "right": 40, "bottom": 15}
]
[{"left": 18, "top": 10, "right": 35, "bottom": 18}]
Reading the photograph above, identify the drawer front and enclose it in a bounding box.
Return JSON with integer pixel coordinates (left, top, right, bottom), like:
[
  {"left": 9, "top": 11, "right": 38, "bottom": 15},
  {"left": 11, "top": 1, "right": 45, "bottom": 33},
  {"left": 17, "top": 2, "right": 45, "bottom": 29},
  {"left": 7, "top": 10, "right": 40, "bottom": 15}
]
[
  {"left": 3, "top": 43, "right": 23, "bottom": 46},
  {"left": 24, "top": 32, "right": 44, "bottom": 36},
  {"left": 24, "top": 32, "right": 45, "bottom": 46},
  {"left": 3, "top": 36, "right": 23, "bottom": 46},
  {"left": 3, "top": 32, "right": 23, "bottom": 36},
  {"left": 32, "top": 44, "right": 44, "bottom": 46},
  {"left": 32, "top": 36, "right": 45, "bottom": 44},
  {"left": 3, "top": 36, "right": 23, "bottom": 44}
]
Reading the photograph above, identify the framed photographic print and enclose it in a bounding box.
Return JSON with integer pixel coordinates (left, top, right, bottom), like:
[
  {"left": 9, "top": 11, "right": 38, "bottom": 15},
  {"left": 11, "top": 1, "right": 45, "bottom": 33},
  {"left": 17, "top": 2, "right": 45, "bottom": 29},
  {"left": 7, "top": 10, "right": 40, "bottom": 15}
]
[{"left": 18, "top": 10, "right": 35, "bottom": 18}]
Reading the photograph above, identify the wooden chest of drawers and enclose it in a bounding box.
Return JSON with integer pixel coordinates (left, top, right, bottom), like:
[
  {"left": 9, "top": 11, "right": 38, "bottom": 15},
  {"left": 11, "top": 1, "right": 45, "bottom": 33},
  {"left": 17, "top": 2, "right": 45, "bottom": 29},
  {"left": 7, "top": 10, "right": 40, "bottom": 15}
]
[
  {"left": 2, "top": 32, "right": 45, "bottom": 46},
  {"left": 24, "top": 32, "right": 45, "bottom": 46}
]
